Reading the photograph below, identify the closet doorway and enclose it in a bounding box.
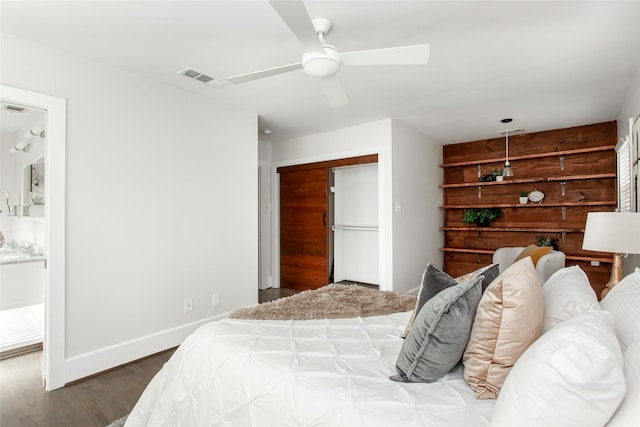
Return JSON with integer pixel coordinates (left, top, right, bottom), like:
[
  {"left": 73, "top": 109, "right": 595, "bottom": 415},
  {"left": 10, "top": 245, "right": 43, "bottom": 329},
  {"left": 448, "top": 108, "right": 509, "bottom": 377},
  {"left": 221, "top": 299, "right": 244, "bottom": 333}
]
[{"left": 277, "top": 154, "right": 377, "bottom": 291}]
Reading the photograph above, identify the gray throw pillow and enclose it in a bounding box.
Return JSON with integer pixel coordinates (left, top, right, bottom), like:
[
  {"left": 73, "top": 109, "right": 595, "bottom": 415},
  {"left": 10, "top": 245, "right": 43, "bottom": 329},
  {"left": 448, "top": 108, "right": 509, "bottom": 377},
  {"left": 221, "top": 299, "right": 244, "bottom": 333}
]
[
  {"left": 391, "top": 276, "right": 483, "bottom": 383},
  {"left": 415, "top": 263, "right": 458, "bottom": 315},
  {"left": 401, "top": 264, "right": 460, "bottom": 338},
  {"left": 476, "top": 263, "right": 500, "bottom": 292},
  {"left": 402, "top": 263, "right": 500, "bottom": 338}
]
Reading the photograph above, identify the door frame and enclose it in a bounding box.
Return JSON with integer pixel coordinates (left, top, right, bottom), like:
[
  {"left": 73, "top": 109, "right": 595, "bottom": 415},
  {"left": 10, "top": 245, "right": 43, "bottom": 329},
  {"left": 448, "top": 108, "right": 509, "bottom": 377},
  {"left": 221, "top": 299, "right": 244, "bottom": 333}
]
[
  {"left": 1, "top": 85, "right": 67, "bottom": 390},
  {"left": 271, "top": 147, "right": 391, "bottom": 291}
]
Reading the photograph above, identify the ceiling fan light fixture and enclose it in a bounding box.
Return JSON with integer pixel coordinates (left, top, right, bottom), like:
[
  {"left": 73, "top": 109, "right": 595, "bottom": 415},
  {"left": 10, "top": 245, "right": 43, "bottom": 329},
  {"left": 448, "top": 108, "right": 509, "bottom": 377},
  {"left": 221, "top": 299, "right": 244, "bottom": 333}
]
[{"left": 302, "top": 46, "right": 341, "bottom": 78}]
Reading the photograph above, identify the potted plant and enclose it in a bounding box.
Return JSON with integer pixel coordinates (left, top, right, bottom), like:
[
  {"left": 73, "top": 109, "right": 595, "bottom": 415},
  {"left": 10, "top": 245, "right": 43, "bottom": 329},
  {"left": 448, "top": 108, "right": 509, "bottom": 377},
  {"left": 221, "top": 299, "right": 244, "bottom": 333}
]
[
  {"left": 536, "top": 236, "right": 558, "bottom": 250},
  {"left": 462, "top": 208, "right": 504, "bottom": 227},
  {"left": 519, "top": 192, "right": 528, "bottom": 204},
  {"left": 493, "top": 168, "right": 504, "bottom": 182}
]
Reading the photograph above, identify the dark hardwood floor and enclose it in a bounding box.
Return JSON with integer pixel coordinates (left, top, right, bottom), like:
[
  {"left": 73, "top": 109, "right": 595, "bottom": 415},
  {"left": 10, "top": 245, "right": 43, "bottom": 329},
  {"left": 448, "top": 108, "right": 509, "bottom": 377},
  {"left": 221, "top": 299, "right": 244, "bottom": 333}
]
[
  {"left": 258, "top": 286, "right": 299, "bottom": 303},
  {"left": 0, "top": 348, "right": 175, "bottom": 426}
]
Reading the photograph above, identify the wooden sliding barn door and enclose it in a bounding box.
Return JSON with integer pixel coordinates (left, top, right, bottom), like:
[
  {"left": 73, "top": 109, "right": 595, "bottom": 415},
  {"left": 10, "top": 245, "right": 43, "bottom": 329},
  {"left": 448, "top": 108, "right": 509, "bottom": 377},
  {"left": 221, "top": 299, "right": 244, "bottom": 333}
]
[
  {"left": 278, "top": 154, "right": 378, "bottom": 292},
  {"left": 279, "top": 167, "right": 329, "bottom": 291}
]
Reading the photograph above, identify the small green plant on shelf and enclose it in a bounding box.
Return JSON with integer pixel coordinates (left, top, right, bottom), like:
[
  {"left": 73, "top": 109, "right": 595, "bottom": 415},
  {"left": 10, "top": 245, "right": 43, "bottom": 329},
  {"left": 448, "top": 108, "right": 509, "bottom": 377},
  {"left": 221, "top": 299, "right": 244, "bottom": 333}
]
[
  {"left": 536, "top": 236, "right": 558, "bottom": 250},
  {"left": 462, "top": 208, "right": 504, "bottom": 227}
]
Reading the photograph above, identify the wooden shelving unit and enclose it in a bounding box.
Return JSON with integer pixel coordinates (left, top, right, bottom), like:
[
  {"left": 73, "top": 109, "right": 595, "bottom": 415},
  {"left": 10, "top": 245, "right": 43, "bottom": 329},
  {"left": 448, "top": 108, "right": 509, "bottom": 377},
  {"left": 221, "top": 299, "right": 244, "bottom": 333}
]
[
  {"left": 440, "top": 121, "right": 618, "bottom": 296},
  {"left": 440, "top": 145, "right": 615, "bottom": 168},
  {"left": 440, "top": 173, "right": 615, "bottom": 189}
]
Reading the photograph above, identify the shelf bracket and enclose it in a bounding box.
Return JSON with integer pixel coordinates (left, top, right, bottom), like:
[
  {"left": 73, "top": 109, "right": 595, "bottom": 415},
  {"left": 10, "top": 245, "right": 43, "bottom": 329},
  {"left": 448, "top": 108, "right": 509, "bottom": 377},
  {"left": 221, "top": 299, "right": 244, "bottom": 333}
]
[
  {"left": 559, "top": 155, "right": 565, "bottom": 171},
  {"left": 477, "top": 186, "right": 482, "bottom": 198},
  {"left": 477, "top": 164, "right": 482, "bottom": 179},
  {"left": 477, "top": 255, "right": 482, "bottom": 263},
  {"left": 561, "top": 231, "right": 567, "bottom": 245},
  {"left": 477, "top": 231, "right": 482, "bottom": 241},
  {"left": 560, "top": 181, "right": 566, "bottom": 197},
  {"left": 562, "top": 206, "right": 567, "bottom": 221}
]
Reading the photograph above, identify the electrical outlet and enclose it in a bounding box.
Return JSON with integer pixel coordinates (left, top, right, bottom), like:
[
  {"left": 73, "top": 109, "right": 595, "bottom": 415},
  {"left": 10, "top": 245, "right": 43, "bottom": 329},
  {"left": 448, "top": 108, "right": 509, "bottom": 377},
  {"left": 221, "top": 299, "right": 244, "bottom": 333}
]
[
  {"left": 184, "top": 298, "right": 193, "bottom": 312},
  {"left": 212, "top": 293, "right": 220, "bottom": 307}
]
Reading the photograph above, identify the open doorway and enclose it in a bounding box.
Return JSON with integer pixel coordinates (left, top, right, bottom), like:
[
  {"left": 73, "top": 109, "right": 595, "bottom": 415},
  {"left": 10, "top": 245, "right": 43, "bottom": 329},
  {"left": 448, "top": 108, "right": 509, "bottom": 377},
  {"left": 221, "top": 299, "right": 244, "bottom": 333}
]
[
  {"left": 0, "top": 85, "right": 66, "bottom": 391},
  {"left": 0, "top": 105, "right": 47, "bottom": 359},
  {"left": 331, "top": 163, "right": 379, "bottom": 285}
]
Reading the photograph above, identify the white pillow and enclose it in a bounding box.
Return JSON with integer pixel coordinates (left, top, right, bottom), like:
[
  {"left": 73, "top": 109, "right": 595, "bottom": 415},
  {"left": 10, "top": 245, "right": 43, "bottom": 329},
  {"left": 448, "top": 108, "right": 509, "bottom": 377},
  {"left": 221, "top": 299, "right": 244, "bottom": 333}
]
[
  {"left": 541, "top": 266, "right": 600, "bottom": 333},
  {"left": 600, "top": 267, "right": 640, "bottom": 351},
  {"left": 606, "top": 340, "right": 640, "bottom": 427},
  {"left": 491, "top": 310, "right": 626, "bottom": 427}
]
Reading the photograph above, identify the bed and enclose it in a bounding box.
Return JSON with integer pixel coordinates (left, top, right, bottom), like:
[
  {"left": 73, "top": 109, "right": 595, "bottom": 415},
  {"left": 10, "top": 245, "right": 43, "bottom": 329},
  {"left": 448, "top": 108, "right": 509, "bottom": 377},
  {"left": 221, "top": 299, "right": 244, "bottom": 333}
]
[{"left": 126, "top": 262, "right": 640, "bottom": 427}]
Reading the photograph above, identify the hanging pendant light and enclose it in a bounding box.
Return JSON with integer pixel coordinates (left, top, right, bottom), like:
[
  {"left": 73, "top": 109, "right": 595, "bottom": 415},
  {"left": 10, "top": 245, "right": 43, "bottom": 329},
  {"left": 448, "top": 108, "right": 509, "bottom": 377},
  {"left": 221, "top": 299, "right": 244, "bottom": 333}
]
[
  {"left": 503, "top": 127, "right": 513, "bottom": 177},
  {"left": 499, "top": 118, "right": 521, "bottom": 178}
]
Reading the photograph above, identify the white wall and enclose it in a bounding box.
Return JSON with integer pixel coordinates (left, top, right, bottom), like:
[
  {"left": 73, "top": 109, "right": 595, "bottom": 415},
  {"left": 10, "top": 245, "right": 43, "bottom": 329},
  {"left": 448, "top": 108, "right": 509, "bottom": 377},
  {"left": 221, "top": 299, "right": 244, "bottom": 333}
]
[
  {"left": 1, "top": 33, "right": 258, "bottom": 383},
  {"left": 391, "top": 120, "right": 442, "bottom": 294},
  {"left": 271, "top": 119, "right": 393, "bottom": 288},
  {"left": 617, "top": 67, "right": 640, "bottom": 274}
]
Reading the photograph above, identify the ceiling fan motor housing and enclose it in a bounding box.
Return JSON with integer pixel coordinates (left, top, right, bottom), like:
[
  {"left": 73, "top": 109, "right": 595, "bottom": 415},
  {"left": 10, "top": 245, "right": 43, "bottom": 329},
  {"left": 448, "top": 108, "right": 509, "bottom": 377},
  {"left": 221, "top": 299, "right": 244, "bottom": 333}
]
[{"left": 302, "top": 46, "right": 341, "bottom": 77}]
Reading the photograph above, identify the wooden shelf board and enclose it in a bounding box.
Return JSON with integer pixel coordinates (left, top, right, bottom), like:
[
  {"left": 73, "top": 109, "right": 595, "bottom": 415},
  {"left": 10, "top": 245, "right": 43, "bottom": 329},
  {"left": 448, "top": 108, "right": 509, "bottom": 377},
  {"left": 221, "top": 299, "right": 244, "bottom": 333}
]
[
  {"left": 441, "top": 173, "right": 615, "bottom": 188},
  {"left": 440, "top": 248, "right": 614, "bottom": 263},
  {"left": 440, "top": 248, "right": 494, "bottom": 255},
  {"left": 442, "top": 226, "right": 585, "bottom": 232},
  {"left": 441, "top": 201, "right": 616, "bottom": 209},
  {"left": 566, "top": 255, "right": 614, "bottom": 263},
  {"left": 440, "top": 145, "right": 616, "bottom": 168}
]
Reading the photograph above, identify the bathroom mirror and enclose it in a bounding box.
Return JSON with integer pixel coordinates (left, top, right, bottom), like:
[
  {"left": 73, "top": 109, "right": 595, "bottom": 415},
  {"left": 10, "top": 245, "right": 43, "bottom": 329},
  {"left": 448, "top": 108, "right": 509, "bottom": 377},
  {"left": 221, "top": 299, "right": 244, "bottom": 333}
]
[{"left": 21, "top": 157, "right": 45, "bottom": 217}]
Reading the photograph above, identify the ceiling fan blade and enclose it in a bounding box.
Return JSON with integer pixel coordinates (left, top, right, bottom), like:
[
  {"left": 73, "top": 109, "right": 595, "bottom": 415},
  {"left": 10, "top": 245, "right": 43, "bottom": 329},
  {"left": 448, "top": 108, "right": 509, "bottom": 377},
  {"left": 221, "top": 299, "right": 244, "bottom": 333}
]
[
  {"left": 270, "top": 0, "right": 324, "bottom": 54},
  {"left": 226, "top": 62, "right": 303, "bottom": 84},
  {"left": 321, "top": 75, "right": 348, "bottom": 108},
  {"left": 341, "top": 44, "right": 430, "bottom": 66}
]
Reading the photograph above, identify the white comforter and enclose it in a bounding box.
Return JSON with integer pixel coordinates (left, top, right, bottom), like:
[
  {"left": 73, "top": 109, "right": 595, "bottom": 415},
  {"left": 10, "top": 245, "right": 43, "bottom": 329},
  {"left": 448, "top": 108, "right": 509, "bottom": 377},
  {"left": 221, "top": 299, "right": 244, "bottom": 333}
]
[{"left": 126, "top": 312, "right": 494, "bottom": 427}]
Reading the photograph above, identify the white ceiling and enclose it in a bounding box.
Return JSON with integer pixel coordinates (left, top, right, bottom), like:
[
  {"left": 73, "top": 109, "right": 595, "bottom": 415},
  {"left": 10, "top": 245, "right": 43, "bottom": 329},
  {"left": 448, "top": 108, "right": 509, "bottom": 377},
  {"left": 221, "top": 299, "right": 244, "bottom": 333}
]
[{"left": 1, "top": 1, "right": 639, "bottom": 144}]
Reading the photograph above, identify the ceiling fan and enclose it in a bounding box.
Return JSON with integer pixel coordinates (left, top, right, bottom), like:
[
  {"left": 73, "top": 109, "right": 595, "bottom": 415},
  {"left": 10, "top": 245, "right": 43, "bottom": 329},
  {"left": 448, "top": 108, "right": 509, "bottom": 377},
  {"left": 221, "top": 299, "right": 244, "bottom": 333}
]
[{"left": 226, "top": 0, "right": 430, "bottom": 108}]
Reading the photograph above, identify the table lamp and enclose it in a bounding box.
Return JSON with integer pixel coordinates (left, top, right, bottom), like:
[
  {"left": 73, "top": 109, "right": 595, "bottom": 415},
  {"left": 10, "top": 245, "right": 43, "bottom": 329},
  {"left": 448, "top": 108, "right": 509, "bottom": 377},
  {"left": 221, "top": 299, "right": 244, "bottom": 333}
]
[{"left": 582, "top": 212, "right": 640, "bottom": 298}]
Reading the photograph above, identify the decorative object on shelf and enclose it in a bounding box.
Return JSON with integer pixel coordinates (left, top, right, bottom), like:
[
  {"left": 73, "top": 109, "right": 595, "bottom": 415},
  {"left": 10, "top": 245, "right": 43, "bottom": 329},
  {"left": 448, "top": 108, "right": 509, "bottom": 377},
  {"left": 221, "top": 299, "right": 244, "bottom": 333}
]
[
  {"left": 536, "top": 236, "right": 558, "bottom": 251},
  {"left": 462, "top": 208, "right": 504, "bottom": 227},
  {"left": 498, "top": 118, "right": 523, "bottom": 177},
  {"left": 582, "top": 211, "right": 640, "bottom": 298},
  {"left": 493, "top": 168, "right": 504, "bottom": 182},
  {"left": 480, "top": 174, "right": 496, "bottom": 182},
  {"left": 519, "top": 192, "right": 528, "bottom": 204},
  {"left": 528, "top": 189, "right": 545, "bottom": 203}
]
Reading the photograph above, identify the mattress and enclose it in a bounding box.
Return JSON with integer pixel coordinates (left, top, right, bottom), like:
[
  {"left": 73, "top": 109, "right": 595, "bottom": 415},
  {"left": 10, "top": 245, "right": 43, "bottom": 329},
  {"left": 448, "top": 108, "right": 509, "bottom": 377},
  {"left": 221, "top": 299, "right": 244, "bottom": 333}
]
[{"left": 126, "top": 312, "right": 494, "bottom": 426}]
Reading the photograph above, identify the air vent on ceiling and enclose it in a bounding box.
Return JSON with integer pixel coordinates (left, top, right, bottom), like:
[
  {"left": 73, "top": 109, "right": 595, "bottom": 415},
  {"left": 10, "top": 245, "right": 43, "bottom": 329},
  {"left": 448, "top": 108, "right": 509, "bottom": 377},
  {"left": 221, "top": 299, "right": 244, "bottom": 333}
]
[
  {"left": 178, "top": 67, "right": 227, "bottom": 88},
  {"left": 2, "top": 104, "right": 27, "bottom": 113}
]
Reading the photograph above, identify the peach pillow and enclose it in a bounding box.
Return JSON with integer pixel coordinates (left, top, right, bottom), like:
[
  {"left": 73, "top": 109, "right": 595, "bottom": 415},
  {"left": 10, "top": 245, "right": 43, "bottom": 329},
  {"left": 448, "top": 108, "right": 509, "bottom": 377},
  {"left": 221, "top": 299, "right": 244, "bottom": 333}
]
[
  {"left": 462, "top": 257, "right": 543, "bottom": 399},
  {"left": 513, "top": 244, "right": 552, "bottom": 266}
]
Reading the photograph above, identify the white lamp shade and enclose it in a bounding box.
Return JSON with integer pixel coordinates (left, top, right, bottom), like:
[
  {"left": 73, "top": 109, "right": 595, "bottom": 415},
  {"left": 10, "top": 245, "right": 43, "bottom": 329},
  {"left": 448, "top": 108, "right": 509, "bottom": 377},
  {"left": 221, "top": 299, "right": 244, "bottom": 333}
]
[{"left": 582, "top": 212, "right": 640, "bottom": 254}]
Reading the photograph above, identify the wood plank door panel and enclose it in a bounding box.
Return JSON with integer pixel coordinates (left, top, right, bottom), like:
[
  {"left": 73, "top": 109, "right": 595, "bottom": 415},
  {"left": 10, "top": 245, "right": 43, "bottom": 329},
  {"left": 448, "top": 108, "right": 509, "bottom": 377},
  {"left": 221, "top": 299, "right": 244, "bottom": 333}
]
[{"left": 280, "top": 168, "right": 329, "bottom": 291}]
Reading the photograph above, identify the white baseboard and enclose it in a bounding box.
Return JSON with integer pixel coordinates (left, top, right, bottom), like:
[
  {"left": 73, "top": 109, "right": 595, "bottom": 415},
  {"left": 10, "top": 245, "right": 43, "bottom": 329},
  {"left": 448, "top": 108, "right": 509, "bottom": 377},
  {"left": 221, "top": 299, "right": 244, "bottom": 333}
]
[{"left": 63, "top": 311, "right": 231, "bottom": 385}]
